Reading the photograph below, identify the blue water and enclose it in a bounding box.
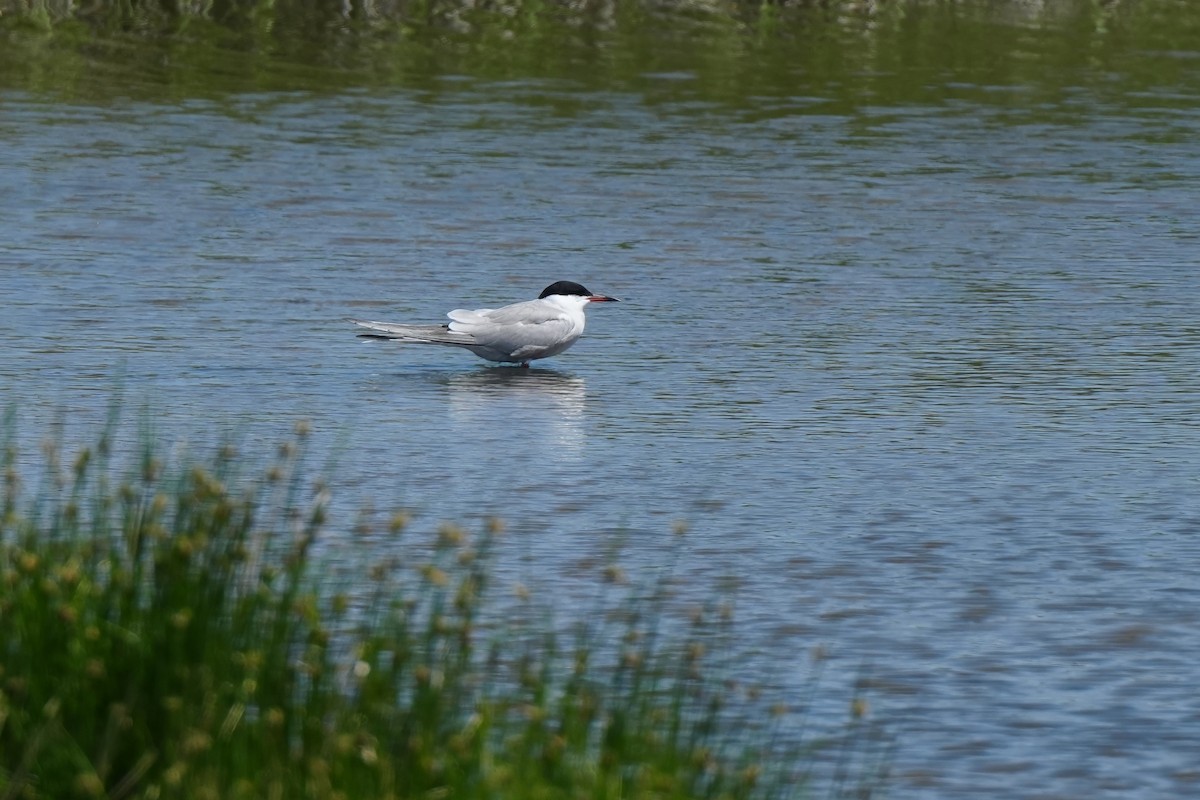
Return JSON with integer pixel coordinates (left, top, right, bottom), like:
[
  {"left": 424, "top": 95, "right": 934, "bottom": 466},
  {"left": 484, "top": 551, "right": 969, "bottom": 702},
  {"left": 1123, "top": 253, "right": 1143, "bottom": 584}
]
[{"left": 3, "top": 71, "right": 1200, "bottom": 797}]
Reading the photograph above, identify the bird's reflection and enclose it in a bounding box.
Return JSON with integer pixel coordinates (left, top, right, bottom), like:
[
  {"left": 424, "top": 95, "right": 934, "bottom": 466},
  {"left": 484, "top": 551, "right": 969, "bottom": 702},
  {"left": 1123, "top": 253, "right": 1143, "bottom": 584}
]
[{"left": 441, "top": 367, "right": 588, "bottom": 453}]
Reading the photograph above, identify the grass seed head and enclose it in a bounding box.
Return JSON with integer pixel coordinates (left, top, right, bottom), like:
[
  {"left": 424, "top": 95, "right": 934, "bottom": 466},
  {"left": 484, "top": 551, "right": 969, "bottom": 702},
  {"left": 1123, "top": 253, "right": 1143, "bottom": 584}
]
[
  {"left": 74, "top": 772, "right": 105, "bottom": 797},
  {"left": 852, "top": 697, "right": 869, "bottom": 719},
  {"left": 183, "top": 729, "right": 213, "bottom": 755},
  {"left": 421, "top": 565, "right": 449, "bottom": 586},
  {"left": 437, "top": 523, "right": 466, "bottom": 548},
  {"left": 164, "top": 763, "right": 186, "bottom": 787},
  {"left": 42, "top": 697, "right": 61, "bottom": 719},
  {"left": 602, "top": 565, "right": 626, "bottom": 584},
  {"left": 142, "top": 456, "right": 162, "bottom": 484}
]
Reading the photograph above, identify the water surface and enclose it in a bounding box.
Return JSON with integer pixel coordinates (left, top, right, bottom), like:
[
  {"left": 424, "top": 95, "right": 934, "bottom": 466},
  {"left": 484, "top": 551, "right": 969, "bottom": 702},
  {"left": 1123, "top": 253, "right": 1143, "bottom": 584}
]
[{"left": 3, "top": 8, "right": 1200, "bottom": 797}]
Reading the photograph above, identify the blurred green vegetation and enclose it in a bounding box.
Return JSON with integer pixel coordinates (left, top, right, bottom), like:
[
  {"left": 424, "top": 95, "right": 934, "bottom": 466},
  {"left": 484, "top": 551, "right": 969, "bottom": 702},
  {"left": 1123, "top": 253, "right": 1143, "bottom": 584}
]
[
  {"left": 0, "top": 415, "right": 886, "bottom": 799},
  {"left": 1, "top": 0, "right": 1197, "bottom": 100}
]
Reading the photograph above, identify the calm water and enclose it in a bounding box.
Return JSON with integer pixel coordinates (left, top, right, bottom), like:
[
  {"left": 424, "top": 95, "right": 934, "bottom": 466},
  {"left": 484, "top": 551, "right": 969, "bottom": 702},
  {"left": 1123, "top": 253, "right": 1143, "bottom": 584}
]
[{"left": 4, "top": 10, "right": 1200, "bottom": 797}]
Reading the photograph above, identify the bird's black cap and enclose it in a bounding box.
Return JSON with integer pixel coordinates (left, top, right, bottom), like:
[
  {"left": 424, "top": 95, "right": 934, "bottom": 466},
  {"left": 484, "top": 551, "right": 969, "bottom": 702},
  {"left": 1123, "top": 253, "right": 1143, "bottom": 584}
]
[{"left": 539, "top": 281, "right": 593, "bottom": 299}]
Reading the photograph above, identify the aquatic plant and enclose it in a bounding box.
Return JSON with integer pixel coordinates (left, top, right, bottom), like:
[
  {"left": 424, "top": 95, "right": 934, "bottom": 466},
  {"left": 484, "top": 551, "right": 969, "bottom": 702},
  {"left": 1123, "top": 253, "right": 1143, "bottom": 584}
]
[
  {"left": 1, "top": 0, "right": 1185, "bottom": 108},
  {"left": 0, "top": 0, "right": 1165, "bottom": 38},
  {"left": 0, "top": 415, "right": 885, "bottom": 799}
]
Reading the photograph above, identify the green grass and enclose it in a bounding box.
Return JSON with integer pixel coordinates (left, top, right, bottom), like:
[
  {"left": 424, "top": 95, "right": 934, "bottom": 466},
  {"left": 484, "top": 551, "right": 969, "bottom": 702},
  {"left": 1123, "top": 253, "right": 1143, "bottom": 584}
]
[
  {"left": 0, "top": 416, "right": 885, "bottom": 799},
  {"left": 0, "top": 0, "right": 1157, "bottom": 40}
]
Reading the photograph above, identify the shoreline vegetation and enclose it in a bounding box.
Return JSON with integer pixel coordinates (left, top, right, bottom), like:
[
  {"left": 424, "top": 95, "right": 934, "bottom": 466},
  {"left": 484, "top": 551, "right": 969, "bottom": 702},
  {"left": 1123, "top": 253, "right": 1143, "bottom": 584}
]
[
  {"left": 0, "top": 0, "right": 1164, "bottom": 30},
  {"left": 0, "top": 417, "right": 887, "bottom": 799},
  {"left": 1, "top": 0, "right": 1191, "bottom": 101},
  {"left": 0, "top": 0, "right": 1175, "bottom": 37}
]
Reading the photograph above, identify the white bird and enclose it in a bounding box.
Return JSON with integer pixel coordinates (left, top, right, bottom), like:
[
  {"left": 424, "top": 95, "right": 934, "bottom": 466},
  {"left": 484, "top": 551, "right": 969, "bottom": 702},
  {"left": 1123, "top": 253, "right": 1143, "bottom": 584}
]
[{"left": 352, "top": 281, "right": 619, "bottom": 367}]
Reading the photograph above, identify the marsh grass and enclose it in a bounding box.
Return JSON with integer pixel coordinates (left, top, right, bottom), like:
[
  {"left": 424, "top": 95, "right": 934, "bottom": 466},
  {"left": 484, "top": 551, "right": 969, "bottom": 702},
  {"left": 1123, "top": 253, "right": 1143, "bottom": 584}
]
[
  {"left": 0, "top": 0, "right": 1180, "bottom": 107},
  {"left": 0, "top": 415, "right": 885, "bottom": 799},
  {"left": 0, "top": 0, "right": 1153, "bottom": 41}
]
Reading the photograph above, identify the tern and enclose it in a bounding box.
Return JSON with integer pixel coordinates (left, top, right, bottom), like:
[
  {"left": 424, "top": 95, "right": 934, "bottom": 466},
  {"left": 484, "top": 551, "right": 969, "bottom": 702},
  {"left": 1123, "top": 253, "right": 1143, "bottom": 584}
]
[{"left": 352, "top": 281, "right": 619, "bottom": 367}]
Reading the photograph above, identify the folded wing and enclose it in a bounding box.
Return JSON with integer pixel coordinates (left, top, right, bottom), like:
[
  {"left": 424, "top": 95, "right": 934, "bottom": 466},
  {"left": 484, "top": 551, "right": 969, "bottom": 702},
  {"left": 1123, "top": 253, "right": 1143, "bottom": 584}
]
[
  {"left": 351, "top": 320, "right": 477, "bottom": 346},
  {"left": 447, "top": 300, "right": 579, "bottom": 361}
]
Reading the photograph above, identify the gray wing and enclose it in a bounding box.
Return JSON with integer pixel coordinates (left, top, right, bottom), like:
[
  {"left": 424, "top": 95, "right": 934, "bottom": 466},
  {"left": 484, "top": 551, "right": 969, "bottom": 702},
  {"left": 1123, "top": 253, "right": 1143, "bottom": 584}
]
[
  {"left": 448, "top": 300, "right": 562, "bottom": 326},
  {"left": 351, "top": 320, "right": 477, "bottom": 346},
  {"left": 447, "top": 301, "right": 577, "bottom": 359}
]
